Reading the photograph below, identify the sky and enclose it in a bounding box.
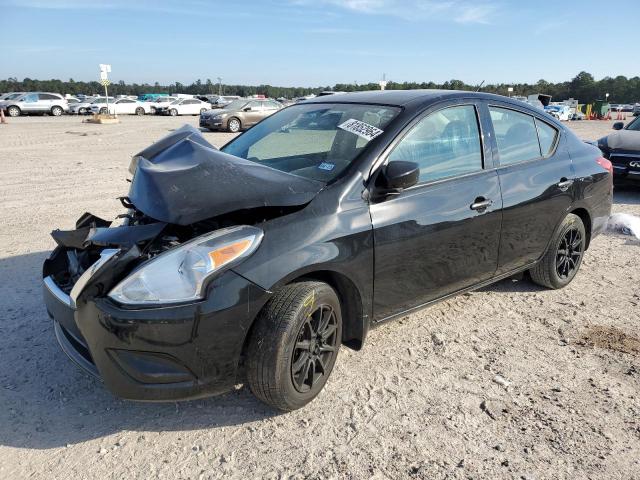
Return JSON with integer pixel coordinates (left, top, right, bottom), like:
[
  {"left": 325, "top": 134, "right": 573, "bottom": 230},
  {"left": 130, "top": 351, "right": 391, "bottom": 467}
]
[{"left": 0, "top": 0, "right": 637, "bottom": 87}]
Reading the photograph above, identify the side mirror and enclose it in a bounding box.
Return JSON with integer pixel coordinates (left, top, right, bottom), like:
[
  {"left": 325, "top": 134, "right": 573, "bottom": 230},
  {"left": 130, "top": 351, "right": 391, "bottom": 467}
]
[
  {"left": 370, "top": 161, "right": 420, "bottom": 201},
  {"left": 612, "top": 122, "right": 624, "bottom": 130},
  {"left": 243, "top": 107, "right": 252, "bottom": 112}
]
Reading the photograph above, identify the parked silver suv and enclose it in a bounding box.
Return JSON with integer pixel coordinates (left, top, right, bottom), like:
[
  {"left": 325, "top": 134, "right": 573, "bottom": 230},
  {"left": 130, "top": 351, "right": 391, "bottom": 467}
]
[{"left": 2, "top": 92, "right": 69, "bottom": 117}]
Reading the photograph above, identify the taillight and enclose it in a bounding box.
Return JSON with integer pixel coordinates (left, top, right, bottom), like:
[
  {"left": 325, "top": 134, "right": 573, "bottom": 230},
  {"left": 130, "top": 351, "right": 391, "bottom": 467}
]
[{"left": 596, "top": 156, "right": 613, "bottom": 176}]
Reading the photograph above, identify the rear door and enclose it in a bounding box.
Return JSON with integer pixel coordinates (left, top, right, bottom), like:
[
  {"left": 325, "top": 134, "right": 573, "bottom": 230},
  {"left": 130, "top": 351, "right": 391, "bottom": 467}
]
[
  {"left": 244, "top": 101, "right": 264, "bottom": 126},
  {"left": 485, "top": 102, "right": 573, "bottom": 274},
  {"left": 370, "top": 100, "right": 503, "bottom": 320}
]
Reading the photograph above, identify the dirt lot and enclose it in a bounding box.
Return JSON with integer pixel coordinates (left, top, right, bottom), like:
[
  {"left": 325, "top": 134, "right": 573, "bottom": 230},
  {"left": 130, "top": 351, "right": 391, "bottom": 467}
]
[{"left": 0, "top": 114, "right": 638, "bottom": 480}]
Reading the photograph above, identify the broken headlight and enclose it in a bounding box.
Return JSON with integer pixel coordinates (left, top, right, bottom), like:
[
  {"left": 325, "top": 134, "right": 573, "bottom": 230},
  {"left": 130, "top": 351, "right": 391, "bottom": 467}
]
[{"left": 108, "top": 225, "right": 263, "bottom": 305}]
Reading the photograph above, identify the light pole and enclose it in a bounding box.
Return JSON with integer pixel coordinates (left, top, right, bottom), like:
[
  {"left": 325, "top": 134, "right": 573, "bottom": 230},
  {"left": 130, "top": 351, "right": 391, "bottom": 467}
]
[{"left": 217, "top": 77, "right": 222, "bottom": 96}]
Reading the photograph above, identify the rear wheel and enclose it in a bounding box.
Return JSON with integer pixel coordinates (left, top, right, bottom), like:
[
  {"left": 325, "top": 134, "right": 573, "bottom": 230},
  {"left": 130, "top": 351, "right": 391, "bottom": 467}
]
[
  {"left": 51, "top": 106, "right": 63, "bottom": 116},
  {"left": 227, "top": 117, "right": 241, "bottom": 133},
  {"left": 135, "top": 107, "right": 145, "bottom": 116},
  {"left": 530, "top": 213, "right": 586, "bottom": 289},
  {"left": 99, "top": 107, "right": 108, "bottom": 114},
  {"left": 246, "top": 281, "right": 342, "bottom": 411},
  {"left": 7, "top": 106, "right": 21, "bottom": 117},
  {"left": 199, "top": 108, "right": 207, "bottom": 114}
]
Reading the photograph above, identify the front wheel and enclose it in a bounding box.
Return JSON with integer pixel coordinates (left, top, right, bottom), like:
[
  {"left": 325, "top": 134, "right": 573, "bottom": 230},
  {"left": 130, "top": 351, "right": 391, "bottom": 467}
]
[
  {"left": 7, "top": 106, "right": 21, "bottom": 117},
  {"left": 246, "top": 281, "right": 342, "bottom": 411},
  {"left": 227, "top": 117, "right": 241, "bottom": 133},
  {"left": 529, "top": 213, "right": 586, "bottom": 289},
  {"left": 169, "top": 108, "right": 178, "bottom": 116},
  {"left": 99, "top": 107, "right": 108, "bottom": 114},
  {"left": 199, "top": 108, "right": 207, "bottom": 114}
]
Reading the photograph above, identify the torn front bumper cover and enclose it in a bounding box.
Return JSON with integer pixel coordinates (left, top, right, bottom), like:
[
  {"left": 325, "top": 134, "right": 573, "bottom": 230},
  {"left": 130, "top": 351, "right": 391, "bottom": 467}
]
[
  {"left": 43, "top": 247, "right": 271, "bottom": 401},
  {"left": 43, "top": 212, "right": 272, "bottom": 401}
]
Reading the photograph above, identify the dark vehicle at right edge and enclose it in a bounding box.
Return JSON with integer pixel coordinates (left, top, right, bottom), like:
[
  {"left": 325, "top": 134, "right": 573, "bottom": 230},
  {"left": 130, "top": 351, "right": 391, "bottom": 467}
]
[
  {"left": 596, "top": 115, "right": 640, "bottom": 184},
  {"left": 43, "top": 90, "right": 612, "bottom": 411}
]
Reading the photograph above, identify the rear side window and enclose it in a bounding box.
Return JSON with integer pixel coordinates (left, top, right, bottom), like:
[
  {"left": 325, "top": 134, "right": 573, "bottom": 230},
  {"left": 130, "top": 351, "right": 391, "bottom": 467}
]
[
  {"left": 388, "top": 105, "right": 483, "bottom": 183},
  {"left": 38, "top": 93, "right": 60, "bottom": 100},
  {"left": 489, "top": 107, "right": 541, "bottom": 165},
  {"left": 535, "top": 119, "right": 558, "bottom": 156}
]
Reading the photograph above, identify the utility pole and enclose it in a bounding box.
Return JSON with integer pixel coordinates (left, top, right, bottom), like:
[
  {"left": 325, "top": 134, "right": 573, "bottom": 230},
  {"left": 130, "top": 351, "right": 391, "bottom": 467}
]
[{"left": 217, "top": 77, "right": 222, "bottom": 96}]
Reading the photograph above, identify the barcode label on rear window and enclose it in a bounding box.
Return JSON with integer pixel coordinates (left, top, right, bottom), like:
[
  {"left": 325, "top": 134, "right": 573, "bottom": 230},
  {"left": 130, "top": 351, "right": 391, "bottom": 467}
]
[{"left": 338, "top": 119, "right": 383, "bottom": 141}]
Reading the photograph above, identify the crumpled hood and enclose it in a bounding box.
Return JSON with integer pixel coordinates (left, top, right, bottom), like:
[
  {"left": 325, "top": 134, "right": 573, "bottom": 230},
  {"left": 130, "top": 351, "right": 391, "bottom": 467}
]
[
  {"left": 128, "top": 125, "right": 324, "bottom": 225},
  {"left": 605, "top": 130, "right": 640, "bottom": 151}
]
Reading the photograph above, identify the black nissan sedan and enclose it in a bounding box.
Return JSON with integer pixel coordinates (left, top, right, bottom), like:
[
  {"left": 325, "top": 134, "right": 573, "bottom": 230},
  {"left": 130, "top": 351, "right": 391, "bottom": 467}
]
[{"left": 43, "top": 90, "right": 613, "bottom": 411}]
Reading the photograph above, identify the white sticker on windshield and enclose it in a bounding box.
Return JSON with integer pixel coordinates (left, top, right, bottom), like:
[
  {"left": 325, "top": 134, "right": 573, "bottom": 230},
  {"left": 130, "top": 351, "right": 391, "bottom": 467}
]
[{"left": 338, "top": 118, "right": 383, "bottom": 141}]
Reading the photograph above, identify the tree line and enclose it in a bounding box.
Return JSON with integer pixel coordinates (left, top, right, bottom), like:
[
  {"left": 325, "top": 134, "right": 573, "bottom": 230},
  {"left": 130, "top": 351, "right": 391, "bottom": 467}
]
[{"left": 2, "top": 71, "right": 639, "bottom": 103}]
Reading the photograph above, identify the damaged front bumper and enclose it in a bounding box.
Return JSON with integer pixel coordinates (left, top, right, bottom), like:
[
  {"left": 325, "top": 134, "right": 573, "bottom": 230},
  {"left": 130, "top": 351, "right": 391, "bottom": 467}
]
[{"left": 43, "top": 244, "right": 271, "bottom": 401}]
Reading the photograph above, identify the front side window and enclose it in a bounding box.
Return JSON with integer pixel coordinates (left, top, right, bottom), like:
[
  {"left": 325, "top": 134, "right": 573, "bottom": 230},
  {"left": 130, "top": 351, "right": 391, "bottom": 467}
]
[
  {"left": 22, "top": 94, "right": 38, "bottom": 102},
  {"left": 222, "top": 103, "right": 400, "bottom": 183},
  {"left": 388, "top": 105, "right": 483, "bottom": 183},
  {"left": 489, "top": 107, "right": 541, "bottom": 165}
]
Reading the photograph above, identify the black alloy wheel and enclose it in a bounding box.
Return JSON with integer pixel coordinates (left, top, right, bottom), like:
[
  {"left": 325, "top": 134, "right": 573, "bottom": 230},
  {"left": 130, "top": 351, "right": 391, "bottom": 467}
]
[
  {"left": 291, "top": 304, "right": 339, "bottom": 393},
  {"left": 246, "top": 281, "right": 342, "bottom": 411},
  {"left": 530, "top": 213, "right": 586, "bottom": 289},
  {"left": 556, "top": 227, "right": 583, "bottom": 280}
]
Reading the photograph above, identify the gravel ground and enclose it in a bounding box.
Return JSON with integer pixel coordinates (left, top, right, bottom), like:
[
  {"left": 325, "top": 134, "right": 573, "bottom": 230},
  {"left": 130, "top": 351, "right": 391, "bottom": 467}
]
[{"left": 0, "top": 114, "right": 638, "bottom": 480}]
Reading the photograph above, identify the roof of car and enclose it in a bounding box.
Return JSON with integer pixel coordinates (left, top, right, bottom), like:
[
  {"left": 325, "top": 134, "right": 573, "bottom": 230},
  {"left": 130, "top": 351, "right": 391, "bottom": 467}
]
[
  {"left": 303, "top": 89, "right": 466, "bottom": 106},
  {"left": 303, "top": 89, "right": 535, "bottom": 108}
]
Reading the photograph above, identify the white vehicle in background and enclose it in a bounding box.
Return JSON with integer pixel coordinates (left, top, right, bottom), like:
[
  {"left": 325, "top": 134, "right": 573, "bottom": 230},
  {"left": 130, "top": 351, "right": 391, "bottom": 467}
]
[
  {"left": 148, "top": 96, "right": 177, "bottom": 114},
  {"left": 157, "top": 98, "right": 211, "bottom": 116},
  {"left": 70, "top": 97, "right": 109, "bottom": 114},
  {"left": 89, "top": 98, "right": 151, "bottom": 115}
]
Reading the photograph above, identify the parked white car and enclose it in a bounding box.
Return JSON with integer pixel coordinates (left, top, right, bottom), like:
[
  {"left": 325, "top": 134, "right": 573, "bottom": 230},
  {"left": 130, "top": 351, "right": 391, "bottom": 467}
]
[
  {"left": 69, "top": 96, "right": 101, "bottom": 114},
  {"left": 157, "top": 98, "right": 211, "bottom": 116},
  {"left": 89, "top": 98, "right": 151, "bottom": 115},
  {"left": 148, "top": 96, "right": 177, "bottom": 114}
]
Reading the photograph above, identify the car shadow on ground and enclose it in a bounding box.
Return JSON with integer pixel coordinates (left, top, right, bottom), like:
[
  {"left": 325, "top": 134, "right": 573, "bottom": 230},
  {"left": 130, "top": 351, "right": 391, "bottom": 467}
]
[{"left": 0, "top": 251, "right": 280, "bottom": 451}]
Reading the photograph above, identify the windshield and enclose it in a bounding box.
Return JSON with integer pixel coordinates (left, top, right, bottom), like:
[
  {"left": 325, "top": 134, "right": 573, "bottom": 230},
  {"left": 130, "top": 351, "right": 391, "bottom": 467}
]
[
  {"left": 222, "top": 103, "right": 400, "bottom": 182},
  {"left": 626, "top": 116, "right": 640, "bottom": 131},
  {"left": 224, "top": 99, "right": 249, "bottom": 110},
  {"left": 157, "top": 97, "right": 174, "bottom": 103},
  {"left": 6, "top": 93, "right": 22, "bottom": 100}
]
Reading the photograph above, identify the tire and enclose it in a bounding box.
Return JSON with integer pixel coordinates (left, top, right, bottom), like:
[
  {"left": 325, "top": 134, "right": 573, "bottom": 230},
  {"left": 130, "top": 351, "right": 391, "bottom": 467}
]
[
  {"left": 7, "top": 106, "right": 21, "bottom": 117},
  {"left": 170, "top": 108, "right": 178, "bottom": 116},
  {"left": 51, "top": 106, "right": 63, "bottom": 116},
  {"left": 150, "top": 107, "right": 156, "bottom": 114},
  {"left": 135, "top": 107, "right": 145, "bottom": 116},
  {"left": 99, "top": 108, "right": 108, "bottom": 114},
  {"left": 529, "top": 213, "right": 586, "bottom": 289},
  {"left": 227, "top": 117, "right": 241, "bottom": 133},
  {"left": 199, "top": 108, "right": 207, "bottom": 114},
  {"left": 246, "top": 281, "right": 342, "bottom": 411},
  {"left": 78, "top": 108, "right": 85, "bottom": 114}
]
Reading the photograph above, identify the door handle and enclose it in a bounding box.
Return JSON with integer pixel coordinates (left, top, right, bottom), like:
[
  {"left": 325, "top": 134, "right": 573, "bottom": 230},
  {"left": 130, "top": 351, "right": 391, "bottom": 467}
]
[
  {"left": 470, "top": 197, "right": 493, "bottom": 212},
  {"left": 557, "top": 178, "right": 574, "bottom": 191}
]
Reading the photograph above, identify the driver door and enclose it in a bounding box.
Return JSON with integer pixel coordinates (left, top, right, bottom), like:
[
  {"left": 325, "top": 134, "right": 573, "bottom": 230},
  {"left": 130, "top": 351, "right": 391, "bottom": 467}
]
[{"left": 370, "top": 101, "right": 503, "bottom": 320}]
